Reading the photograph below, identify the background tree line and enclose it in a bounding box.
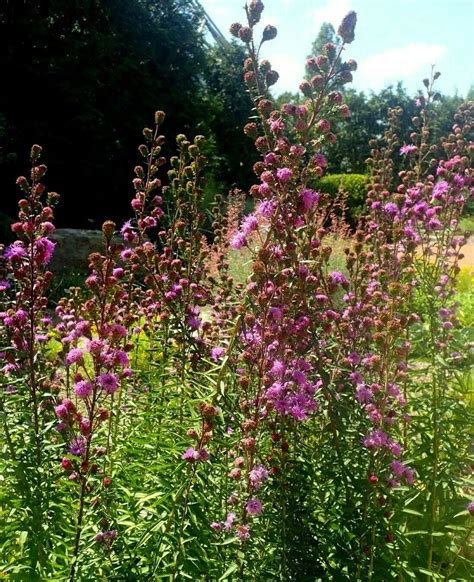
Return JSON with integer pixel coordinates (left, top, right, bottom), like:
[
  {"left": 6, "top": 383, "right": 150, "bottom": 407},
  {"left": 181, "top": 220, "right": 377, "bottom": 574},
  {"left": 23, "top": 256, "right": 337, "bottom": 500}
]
[{"left": 0, "top": 2, "right": 471, "bottom": 230}]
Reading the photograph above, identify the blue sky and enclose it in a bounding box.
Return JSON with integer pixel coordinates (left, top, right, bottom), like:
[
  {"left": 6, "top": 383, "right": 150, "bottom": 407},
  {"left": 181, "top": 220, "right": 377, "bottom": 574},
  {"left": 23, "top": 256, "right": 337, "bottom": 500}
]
[{"left": 200, "top": 0, "right": 474, "bottom": 97}]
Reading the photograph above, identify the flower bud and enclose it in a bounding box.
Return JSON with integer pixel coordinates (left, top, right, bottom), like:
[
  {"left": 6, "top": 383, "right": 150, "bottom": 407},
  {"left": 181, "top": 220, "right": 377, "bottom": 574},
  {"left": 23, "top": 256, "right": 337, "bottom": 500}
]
[
  {"left": 238, "top": 26, "right": 253, "bottom": 43},
  {"left": 102, "top": 220, "right": 116, "bottom": 239},
  {"left": 262, "top": 24, "right": 277, "bottom": 42},
  {"left": 338, "top": 11, "right": 357, "bottom": 43},
  {"left": 299, "top": 81, "right": 313, "bottom": 97},
  {"left": 345, "top": 59, "right": 358, "bottom": 71},
  {"left": 311, "top": 75, "right": 325, "bottom": 89},
  {"left": 229, "top": 22, "right": 242, "bottom": 37},
  {"left": 154, "top": 110, "right": 166, "bottom": 125},
  {"left": 30, "top": 144, "right": 42, "bottom": 161},
  {"left": 266, "top": 70, "right": 279, "bottom": 87}
]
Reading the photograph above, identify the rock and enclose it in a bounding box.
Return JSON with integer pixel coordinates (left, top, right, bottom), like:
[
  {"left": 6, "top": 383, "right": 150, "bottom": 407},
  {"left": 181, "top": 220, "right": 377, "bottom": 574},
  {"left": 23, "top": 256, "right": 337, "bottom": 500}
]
[{"left": 49, "top": 229, "right": 106, "bottom": 272}]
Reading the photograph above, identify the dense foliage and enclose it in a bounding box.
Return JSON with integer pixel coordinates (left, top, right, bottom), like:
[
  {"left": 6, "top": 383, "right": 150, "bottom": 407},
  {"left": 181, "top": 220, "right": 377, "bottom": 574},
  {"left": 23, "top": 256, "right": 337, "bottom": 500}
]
[
  {"left": 0, "top": 0, "right": 254, "bottom": 228},
  {"left": 0, "top": 2, "right": 473, "bottom": 580}
]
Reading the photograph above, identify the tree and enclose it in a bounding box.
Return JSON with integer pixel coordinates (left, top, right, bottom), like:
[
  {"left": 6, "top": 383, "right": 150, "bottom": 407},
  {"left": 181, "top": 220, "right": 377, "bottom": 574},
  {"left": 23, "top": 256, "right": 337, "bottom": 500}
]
[{"left": 0, "top": 0, "right": 214, "bottom": 228}]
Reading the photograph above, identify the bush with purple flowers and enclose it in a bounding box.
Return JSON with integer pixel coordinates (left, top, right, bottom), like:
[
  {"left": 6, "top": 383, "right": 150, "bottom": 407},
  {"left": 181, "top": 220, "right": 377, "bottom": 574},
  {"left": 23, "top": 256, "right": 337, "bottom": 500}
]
[{"left": 0, "top": 2, "right": 473, "bottom": 580}]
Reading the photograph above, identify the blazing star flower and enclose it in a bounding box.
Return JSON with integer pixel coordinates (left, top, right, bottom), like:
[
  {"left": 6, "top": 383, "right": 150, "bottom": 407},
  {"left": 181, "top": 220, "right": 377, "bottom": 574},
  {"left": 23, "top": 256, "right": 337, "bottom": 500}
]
[
  {"left": 182, "top": 447, "right": 200, "bottom": 462},
  {"left": 276, "top": 167, "right": 293, "bottom": 182},
  {"left": 4, "top": 241, "right": 27, "bottom": 261},
  {"left": 34, "top": 237, "right": 55, "bottom": 264},
  {"left": 75, "top": 380, "right": 94, "bottom": 399},
  {"left": 241, "top": 214, "right": 258, "bottom": 236},
  {"left": 383, "top": 202, "right": 399, "bottom": 215},
  {"left": 230, "top": 232, "right": 246, "bottom": 249},
  {"left": 300, "top": 188, "right": 319, "bottom": 212},
  {"left": 235, "top": 524, "right": 250, "bottom": 540},
  {"left": 97, "top": 373, "right": 119, "bottom": 394},
  {"left": 66, "top": 348, "right": 84, "bottom": 366},
  {"left": 249, "top": 464, "right": 269, "bottom": 489},
  {"left": 432, "top": 180, "right": 449, "bottom": 200},
  {"left": 400, "top": 144, "right": 417, "bottom": 155},
  {"left": 211, "top": 347, "right": 225, "bottom": 361},
  {"left": 69, "top": 436, "right": 86, "bottom": 457},
  {"left": 255, "top": 200, "right": 275, "bottom": 219},
  {"left": 223, "top": 512, "right": 236, "bottom": 532},
  {"left": 54, "top": 404, "right": 69, "bottom": 419},
  {"left": 246, "top": 497, "right": 263, "bottom": 515},
  {"left": 187, "top": 316, "right": 201, "bottom": 330},
  {"left": 329, "top": 271, "right": 348, "bottom": 286}
]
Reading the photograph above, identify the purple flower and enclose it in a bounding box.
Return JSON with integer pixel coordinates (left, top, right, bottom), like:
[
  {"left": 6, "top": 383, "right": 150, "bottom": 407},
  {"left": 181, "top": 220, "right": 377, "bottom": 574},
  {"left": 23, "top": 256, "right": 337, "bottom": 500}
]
[
  {"left": 97, "top": 373, "right": 119, "bottom": 394},
  {"left": 432, "top": 180, "right": 449, "bottom": 200},
  {"left": 400, "top": 144, "right": 417, "bottom": 155},
  {"left": 34, "top": 237, "right": 55, "bottom": 264},
  {"left": 66, "top": 348, "right": 84, "bottom": 366},
  {"left": 182, "top": 447, "right": 199, "bottom": 462},
  {"left": 235, "top": 524, "right": 250, "bottom": 540},
  {"left": 383, "top": 202, "right": 399, "bottom": 215},
  {"left": 355, "top": 384, "right": 373, "bottom": 403},
  {"left": 241, "top": 214, "right": 258, "bottom": 236},
  {"left": 223, "top": 512, "right": 236, "bottom": 532},
  {"left": 276, "top": 167, "right": 293, "bottom": 182},
  {"left": 75, "top": 380, "right": 94, "bottom": 399},
  {"left": 255, "top": 200, "right": 276, "bottom": 218},
  {"left": 210, "top": 522, "right": 222, "bottom": 531},
  {"left": 211, "top": 347, "right": 225, "bottom": 361},
  {"left": 69, "top": 436, "right": 86, "bottom": 457},
  {"left": 246, "top": 497, "right": 263, "bottom": 515},
  {"left": 4, "top": 242, "right": 27, "bottom": 261},
  {"left": 0, "top": 280, "right": 10, "bottom": 292},
  {"left": 300, "top": 189, "right": 319, "bottom": 212},
  {"left": 187, "top": 316, "right": 201, "bottom": 330},
  {"left": 329, "top": 271, "right": 348, "bottom": 286},
  {"left": 95, "top": 530, "right": 117, "bottom": 543},
  {"left": 249, "top": 464, "right": 269, "bottom": 489},
  {"left": 230, "top": 232, "right": 246, "bottom": 249},
  {"left": 467, "top": 501, "right": 474, "bottom": 515}
]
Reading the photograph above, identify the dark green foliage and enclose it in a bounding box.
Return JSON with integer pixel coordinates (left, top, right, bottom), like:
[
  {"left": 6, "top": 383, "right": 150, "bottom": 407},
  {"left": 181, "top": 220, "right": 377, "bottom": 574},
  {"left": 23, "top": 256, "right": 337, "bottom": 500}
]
[{"left": 0, "top": 0, "right": 216, "bottom": 227}]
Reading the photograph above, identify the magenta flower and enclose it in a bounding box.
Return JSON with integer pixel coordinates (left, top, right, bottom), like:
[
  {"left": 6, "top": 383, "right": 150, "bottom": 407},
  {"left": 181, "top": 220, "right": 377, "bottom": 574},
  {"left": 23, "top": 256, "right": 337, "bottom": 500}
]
[
  {"left": 211, "top": 347, "right": 225, "bottom": 361},
  {"left": 249, "top": 464, "right": 269, "bottom": 489},
  {"left": 4, "top": 242, "right": 27, "bottom": 261},
  {"left": 66, "top": 348, "right": 84, "bottom": 366},
  {"left": 69, "top": 436, "right": 86, "bottom": 457},
  {"left": 182, "top": 447, "right": 200, "bottom": 462},
  {"left": 241, "top": 214, "right": 258, "bottom": 236},
  {"left": 75, "top": 380, "right": 94, "bottom": 399},
  {"left": 246, "top": 497, "right": 263, "bottom": 515},
  {"left": 329, "top": 271, "right": 348, "bottom": 286},
  {"left": 230, "top": 232, "right": 246, "bottom": 249},
  {"left": 97, "top": 373, "right": 119, "bottom": 394},
  {"left": 276, "top": 167, "right": 293, "bottom": 182},
  {"left": 235, "top": 524, "right": 250, "bottom": 540},
  {"left": 400, "top": 144, "right": 417, "bottom": 155},
  {"left": 255, "top": 200, "right": 276, "bottom": 218},
  {"left": 300, "top": 188, "right": 320, "bottom": 212},
  {"left": 0, "top": 280, "right": 10, "bottom": 291},
  {"left": 34, "top": 237, "right": 55, "bottom": 264},
  {"left": 223, "top": 512, "right": 236, "bottom": 532},
  {"left": 187, "top": 316, "right": 201, "bottom": 330}
]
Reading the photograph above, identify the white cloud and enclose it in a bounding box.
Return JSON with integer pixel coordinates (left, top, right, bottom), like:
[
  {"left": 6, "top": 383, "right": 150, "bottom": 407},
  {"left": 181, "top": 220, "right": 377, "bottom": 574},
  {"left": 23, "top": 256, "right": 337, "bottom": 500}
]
[
  {"left": 313, "top": 0, "right": 352, "bottom": 28},
  {"left": 270, "top": 54, "right": 305, "bottom": 94},
  {"left": 358, "top": 43, "right": 447, "bottom": 89}
]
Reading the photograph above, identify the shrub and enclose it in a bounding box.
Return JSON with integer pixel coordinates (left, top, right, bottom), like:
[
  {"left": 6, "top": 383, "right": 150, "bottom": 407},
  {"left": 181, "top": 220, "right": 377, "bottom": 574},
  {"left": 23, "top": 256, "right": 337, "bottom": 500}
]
[{"left": 314, "top": 173, "right": 368, "bottom": 224}]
